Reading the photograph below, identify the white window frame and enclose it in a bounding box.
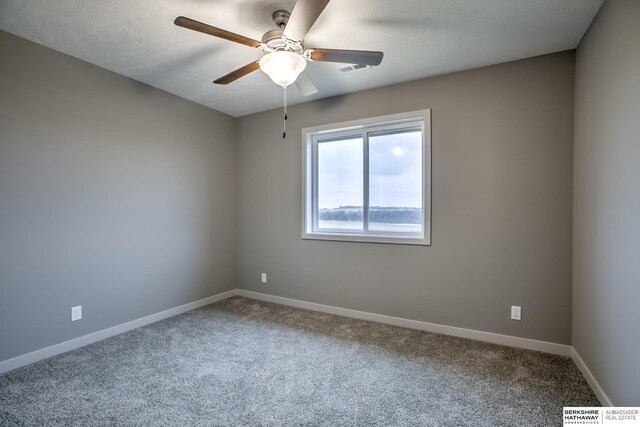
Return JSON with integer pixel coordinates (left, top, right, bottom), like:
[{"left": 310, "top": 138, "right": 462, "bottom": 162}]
[{"left": 302, "top": 109, "right": 431, "bottom": 246}]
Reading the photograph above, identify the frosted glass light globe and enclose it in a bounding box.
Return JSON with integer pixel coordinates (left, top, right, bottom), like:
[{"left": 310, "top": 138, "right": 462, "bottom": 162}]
[{"left": 259, "top": 51, "right": 307, "bottom": 87}]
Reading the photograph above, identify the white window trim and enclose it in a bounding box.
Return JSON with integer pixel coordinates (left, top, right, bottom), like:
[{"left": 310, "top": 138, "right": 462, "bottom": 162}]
[{"left": 302, "top": 109, "right": 431, "bottom": 246}]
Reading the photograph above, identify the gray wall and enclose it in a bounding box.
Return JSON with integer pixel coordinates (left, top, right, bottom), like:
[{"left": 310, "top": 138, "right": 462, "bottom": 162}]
[
  {"left": 573, "top": 0, "right": 640, "bottom": 406},
  {"left": 236, "top": 52, "right": 576, "bottom": 345},
  {"left": 0, "top": 31, "right": 236, "bottom": 362}
]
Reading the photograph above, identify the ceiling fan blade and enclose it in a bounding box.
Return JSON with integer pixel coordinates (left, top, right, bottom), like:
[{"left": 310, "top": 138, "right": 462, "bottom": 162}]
[
  {"left": 283, "top": 0, "right": 331, "bottom": 42},
  {"left": 295, "top": 71, "right": 318, "bottom": 96},
  {"left": 213, "top": 61, "right": 260, "bottom": 85},
  {"left": 307, "top": 48, "right": 384, "bottom": 66},
  {"left": 174, "top": 16, "right": 261, "bottom": 48}
]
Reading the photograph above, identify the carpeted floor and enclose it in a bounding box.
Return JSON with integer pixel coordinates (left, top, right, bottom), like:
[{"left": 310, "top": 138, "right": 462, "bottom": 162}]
[{"left": 0, "top": 296, "right": 598, "bottom": 426}]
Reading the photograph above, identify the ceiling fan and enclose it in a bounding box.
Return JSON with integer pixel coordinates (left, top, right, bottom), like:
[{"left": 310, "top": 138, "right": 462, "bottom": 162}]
[{"left": 174, "top": 0, "right": 384, "bottom": 137}]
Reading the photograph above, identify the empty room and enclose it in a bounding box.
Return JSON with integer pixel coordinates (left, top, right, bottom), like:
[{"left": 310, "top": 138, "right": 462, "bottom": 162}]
[{"left": 1, "top": 0, "right": 638, "bottom": 425}]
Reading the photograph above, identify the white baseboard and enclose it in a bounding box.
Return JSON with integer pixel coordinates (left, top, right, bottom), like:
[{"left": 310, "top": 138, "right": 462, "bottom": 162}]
[
  {"left": 571, "top": 347, "right": 613, "bottom": 406},
  {"left": 236, "top": 289, "right": 572, "bottom": 356},
  {"left": 4, "top": 287, "right": 601, "bottom": 402},
  {"left": 0, "top": 289, "right": 237, "bottom": 374}
]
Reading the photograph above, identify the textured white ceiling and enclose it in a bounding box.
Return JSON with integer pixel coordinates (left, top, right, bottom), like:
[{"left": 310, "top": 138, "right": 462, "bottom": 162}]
[{"left": 0, "top": 0, "right": 603, "bottom": 117}]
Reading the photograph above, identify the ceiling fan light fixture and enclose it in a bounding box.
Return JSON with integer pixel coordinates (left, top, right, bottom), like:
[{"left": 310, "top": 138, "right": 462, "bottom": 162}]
[{"left": 259, "top": 51, "right": 307, "bottom": 87}]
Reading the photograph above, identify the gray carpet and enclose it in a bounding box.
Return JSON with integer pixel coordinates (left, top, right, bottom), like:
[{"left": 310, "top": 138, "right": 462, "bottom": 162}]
[{"left": 1, "top": 296, "right": 599, "bottom": 426}]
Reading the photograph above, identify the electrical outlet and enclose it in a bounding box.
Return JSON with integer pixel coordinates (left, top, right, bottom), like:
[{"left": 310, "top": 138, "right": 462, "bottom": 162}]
[
  {"left": 261, "top": 273, "right": 267, "bottom": 284},
  {"left": 511, "top": 305, "right": 521, "bottom": 321},
  {"left": 71, "top": 305, "right": 82, "bottom": 321}
]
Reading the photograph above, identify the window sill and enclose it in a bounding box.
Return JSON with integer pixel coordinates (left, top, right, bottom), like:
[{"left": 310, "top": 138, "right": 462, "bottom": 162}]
[{"left": 302, "top": 231, "right": 431, "bottom": 246}]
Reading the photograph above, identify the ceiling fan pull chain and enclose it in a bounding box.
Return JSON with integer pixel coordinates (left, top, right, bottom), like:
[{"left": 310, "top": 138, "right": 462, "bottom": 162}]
[{"left": 283, "top": 85, "right": 288, "bottom": 139}]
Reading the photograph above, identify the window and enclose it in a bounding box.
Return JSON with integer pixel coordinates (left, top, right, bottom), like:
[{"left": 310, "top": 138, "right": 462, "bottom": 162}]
[{"left": 303, "top": 110, "right": 431, "bottom": 245}]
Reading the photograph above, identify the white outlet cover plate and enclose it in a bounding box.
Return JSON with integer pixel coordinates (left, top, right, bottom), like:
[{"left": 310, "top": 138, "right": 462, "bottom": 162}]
[
  {"left": 71, "top": 305, "right": 82, "bottom": 321},
  {"left": 261, "top": 273, "right": 267, "bottom": 284},
  {"left": 511, "top": 305, "right": 521, "bottom": 321}
]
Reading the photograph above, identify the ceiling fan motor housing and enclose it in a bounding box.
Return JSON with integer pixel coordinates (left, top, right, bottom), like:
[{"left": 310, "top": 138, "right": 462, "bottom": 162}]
[{"left": 261, "top": 27, "right": 303, "bottom": 54}]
